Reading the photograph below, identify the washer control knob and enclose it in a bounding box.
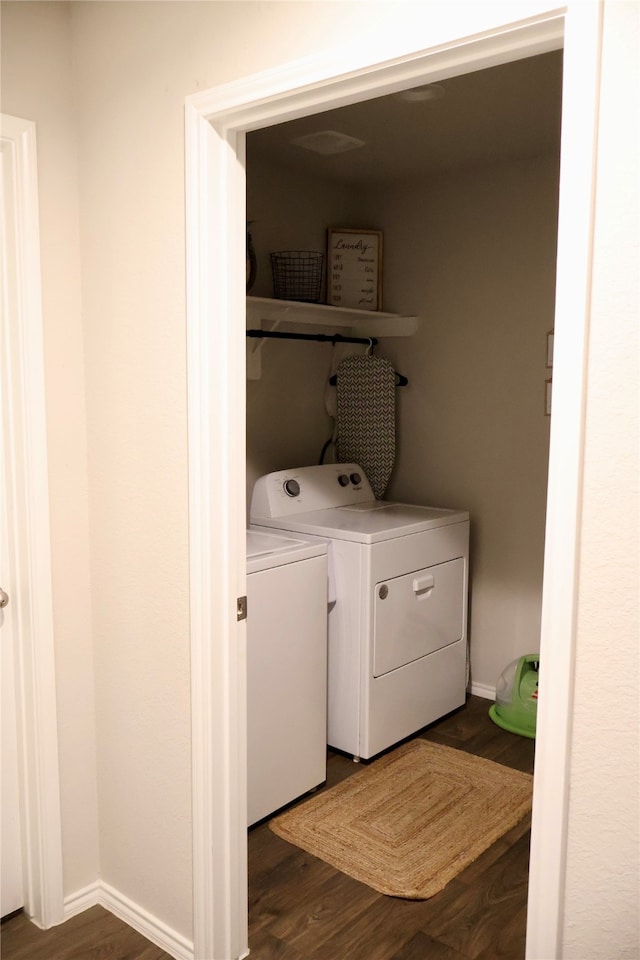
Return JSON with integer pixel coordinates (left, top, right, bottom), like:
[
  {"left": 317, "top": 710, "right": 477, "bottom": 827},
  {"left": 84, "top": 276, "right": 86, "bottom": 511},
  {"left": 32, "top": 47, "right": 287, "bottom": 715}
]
[
  {"left": 350, "top": 472, "right": 362, "bottom": 485},
  {"left": 283, "top": 479, "right": 300, "bottom": 498},
  {"left": 337, "top": 474, "right": 350, "bottom": 487},
  {"left": 378, "top": 584, "right": 389, "bottom": 600}
]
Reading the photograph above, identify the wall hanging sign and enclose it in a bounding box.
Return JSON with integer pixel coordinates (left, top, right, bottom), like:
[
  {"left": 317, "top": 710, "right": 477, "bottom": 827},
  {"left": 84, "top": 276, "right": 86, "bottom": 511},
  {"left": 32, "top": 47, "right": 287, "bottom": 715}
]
[{"left": 327, "top": 228, "right": 383, "bottom": 311}]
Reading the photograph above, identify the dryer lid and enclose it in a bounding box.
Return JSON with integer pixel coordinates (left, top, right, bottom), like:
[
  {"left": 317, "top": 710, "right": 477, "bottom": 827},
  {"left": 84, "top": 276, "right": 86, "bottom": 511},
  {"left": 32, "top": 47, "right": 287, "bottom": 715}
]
[
  {"left": 251, "top": 503, "right": 468, "bottom": 544},
  {"left": 251, "top": 464, "right": 468, "bottom": 543}
]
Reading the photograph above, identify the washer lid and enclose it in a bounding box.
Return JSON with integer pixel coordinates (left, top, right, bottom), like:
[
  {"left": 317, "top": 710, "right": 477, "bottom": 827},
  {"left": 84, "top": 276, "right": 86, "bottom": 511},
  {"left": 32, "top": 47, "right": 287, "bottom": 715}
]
[
  {"left": 246, "top": 527, "right": 327, "bottom": 573},
  {"left": 252, "top": 502, "right": 469, "bottom": 544}
]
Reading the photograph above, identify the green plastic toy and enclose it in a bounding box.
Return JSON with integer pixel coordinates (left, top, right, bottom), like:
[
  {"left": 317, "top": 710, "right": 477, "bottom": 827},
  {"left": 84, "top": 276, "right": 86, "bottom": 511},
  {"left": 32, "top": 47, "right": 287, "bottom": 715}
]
[{"left": 489, "top": 654, "right": 539, "bottom": 739}]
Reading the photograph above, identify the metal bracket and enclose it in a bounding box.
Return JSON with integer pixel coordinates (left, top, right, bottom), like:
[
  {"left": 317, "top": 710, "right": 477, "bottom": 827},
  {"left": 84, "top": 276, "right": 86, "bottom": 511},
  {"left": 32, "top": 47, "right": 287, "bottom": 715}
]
[{"left": 237, "top": 596, "right": 247, "bottom": 621}]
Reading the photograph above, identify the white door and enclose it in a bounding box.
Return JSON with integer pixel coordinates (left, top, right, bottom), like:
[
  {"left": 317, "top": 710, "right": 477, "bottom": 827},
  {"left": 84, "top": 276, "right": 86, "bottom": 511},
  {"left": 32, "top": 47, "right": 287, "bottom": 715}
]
[
  {"left": 0, "top": 113, "right": 64, "bottom": 926},
  {"left": 0, "top": 124, "right": 25, "bottom": 919},
  {"left": 1, "top": 453, "right": 24, "bottom": 917},
  {"left": 374, "top": 558, "right": 465, "bottom": 677}
]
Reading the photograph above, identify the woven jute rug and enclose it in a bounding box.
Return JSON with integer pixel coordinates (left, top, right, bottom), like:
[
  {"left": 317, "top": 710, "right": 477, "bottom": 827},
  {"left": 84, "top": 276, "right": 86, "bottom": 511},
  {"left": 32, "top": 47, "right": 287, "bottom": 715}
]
[{"left": 269, "top": 739, "right": 532, "bottom": 899}]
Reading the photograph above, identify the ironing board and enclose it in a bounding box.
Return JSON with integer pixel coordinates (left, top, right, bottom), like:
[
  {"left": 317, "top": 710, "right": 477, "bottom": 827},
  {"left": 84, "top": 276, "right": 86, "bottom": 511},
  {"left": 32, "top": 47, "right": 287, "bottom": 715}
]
[{"left": 335, "top": 354, "right": 396, "bottom": 498}]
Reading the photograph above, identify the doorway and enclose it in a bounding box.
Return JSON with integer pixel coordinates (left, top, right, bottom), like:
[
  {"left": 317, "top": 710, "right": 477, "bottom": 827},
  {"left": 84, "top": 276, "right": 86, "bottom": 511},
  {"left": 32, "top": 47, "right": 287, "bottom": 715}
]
[
  {"left": 244, "top": 49, "right": 563, "bottom": 695},
  {"left": 185, "top": 7, "right": 602, "bottom": 958}
]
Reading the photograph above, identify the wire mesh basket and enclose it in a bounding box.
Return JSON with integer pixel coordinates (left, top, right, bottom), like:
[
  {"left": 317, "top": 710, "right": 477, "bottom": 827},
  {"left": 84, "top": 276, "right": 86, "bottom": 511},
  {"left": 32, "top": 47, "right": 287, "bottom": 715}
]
[{"left": 270, "top": 251, "right": 324, "bottom": 303}]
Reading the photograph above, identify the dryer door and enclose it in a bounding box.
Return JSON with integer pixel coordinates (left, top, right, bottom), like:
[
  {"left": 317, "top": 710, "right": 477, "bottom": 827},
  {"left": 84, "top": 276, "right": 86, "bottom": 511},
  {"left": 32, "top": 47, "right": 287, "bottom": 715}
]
[{"left": 373, "top": 558, "right": 464, "bottom": 677}]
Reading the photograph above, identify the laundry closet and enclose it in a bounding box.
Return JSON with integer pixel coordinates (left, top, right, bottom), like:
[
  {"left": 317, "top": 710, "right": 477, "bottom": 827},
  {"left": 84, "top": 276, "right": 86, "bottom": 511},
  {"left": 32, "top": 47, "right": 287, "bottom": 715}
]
[{"left": 245, "top": 52, "right": 562, "bottom": 777}]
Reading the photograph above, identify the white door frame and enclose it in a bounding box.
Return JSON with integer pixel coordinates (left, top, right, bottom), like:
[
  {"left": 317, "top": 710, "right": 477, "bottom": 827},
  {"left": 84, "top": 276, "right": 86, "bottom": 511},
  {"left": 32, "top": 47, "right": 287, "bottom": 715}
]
[
  {"left": 1, "top": 114, "right": 64, "bottom": 927},
  {"left": 185, "top": 5, "right": 602, "bottom": 958}
]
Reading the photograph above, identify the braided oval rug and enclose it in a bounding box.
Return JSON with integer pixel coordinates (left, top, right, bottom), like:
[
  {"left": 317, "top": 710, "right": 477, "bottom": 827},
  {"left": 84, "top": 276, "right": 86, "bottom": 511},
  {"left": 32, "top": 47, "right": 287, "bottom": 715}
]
[{"left": 269, "top": 739, "right": 532, "bottom": 899}]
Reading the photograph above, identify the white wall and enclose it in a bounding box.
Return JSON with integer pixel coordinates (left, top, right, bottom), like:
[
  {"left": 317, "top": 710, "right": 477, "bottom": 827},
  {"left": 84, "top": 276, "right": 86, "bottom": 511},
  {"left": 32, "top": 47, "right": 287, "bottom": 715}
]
[
  {"left": 0, "top": 1, "right": 99, "bottom": 898},
  {"left": 69, "top": 3, "right": 191, "bottom": 936},
  {"left": 561, "top": 1, "right": 639, "bottom": 956}
]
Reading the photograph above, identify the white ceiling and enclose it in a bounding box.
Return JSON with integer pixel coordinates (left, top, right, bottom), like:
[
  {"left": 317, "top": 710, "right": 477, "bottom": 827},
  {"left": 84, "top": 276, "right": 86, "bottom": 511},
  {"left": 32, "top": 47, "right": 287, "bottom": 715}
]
[{"left": 247, "top": 51, "right": 563, "bottom": 185}]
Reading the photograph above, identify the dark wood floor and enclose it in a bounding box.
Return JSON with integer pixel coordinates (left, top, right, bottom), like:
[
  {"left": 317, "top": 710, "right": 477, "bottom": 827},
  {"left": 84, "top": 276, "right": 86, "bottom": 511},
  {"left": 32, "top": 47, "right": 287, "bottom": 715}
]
[
  {"left": 0, "top": 905, "right": 174, "bottom": 960},
  {"left": 1, "top": 696, "right": 534, "bottom": 960},
  {"left": 247, "top": 695, "right": 535, "bottom": 960}
]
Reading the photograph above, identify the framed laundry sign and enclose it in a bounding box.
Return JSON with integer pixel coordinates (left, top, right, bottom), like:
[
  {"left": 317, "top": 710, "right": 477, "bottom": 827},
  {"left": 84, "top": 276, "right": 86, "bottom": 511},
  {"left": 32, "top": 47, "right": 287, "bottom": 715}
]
[{"left": 327, "top": 228, "right": 383, "bottom": 311}]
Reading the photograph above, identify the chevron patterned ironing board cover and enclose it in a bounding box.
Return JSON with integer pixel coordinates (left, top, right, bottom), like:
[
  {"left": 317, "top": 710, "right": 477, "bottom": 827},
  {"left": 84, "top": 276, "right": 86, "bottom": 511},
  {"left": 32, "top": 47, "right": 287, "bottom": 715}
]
[{"left": 335, "top": 354, "right": 396, "bottom": 498}]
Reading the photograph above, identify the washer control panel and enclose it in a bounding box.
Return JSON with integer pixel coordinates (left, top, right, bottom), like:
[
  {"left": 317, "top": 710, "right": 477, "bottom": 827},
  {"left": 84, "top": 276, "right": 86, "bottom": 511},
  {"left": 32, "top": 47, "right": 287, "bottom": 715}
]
[
  {"left": 283, "top": 479, "right": 301, "bottom": 498},
  {"left": 251, "top": 464, "right": 375, "bottom": 519}
]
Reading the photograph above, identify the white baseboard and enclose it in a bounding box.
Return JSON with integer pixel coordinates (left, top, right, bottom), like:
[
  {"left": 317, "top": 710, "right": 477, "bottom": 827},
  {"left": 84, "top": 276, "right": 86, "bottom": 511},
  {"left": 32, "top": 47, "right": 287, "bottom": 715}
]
[
  {"left": 63, "top": 881, "right": 101, "bottom": 920},
  {"left": 469, "top": 681, "right": 496, "bottom": 701},
  {"left": 64, "top": 881, "right": 194, "bottom": 960}
]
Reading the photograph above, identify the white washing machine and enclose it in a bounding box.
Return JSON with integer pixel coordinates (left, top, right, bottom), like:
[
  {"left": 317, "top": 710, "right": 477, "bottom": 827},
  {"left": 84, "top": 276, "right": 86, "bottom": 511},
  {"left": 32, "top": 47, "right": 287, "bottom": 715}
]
[
  {"left": 250, "top": 464, "right": 469, "bottom": 761},
  {"left": 246, "top": 528, "right": 328, "bottom": 825}
]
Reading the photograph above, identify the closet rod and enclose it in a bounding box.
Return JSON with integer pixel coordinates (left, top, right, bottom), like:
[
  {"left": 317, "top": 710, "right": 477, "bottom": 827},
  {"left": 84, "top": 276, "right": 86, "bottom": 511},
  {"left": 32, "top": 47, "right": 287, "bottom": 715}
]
[{"left": 246, "top": 329, "right": 378, "bottom": 346}]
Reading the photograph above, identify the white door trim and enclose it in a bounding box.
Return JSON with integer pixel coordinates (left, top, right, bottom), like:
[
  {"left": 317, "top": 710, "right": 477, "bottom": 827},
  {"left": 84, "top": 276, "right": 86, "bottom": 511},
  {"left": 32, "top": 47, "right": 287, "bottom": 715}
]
[
  {"left": 1, "top": 114, "right": 64, "bottom": 927},
  {"left": 184, "top": 103, "right": 248, "bottom": 960},
  {"left": 184, "top": 6, "right": 601, "bottom": 958},
  {"left": 526, "top": 4, "right": 602, "bottom": 956}
]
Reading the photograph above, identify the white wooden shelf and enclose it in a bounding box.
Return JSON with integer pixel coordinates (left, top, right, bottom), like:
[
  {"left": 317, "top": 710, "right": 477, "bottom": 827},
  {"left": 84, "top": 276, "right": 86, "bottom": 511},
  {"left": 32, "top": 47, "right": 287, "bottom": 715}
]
[{"left": 246, "top": 296, "right": 418, "bottom": 338}]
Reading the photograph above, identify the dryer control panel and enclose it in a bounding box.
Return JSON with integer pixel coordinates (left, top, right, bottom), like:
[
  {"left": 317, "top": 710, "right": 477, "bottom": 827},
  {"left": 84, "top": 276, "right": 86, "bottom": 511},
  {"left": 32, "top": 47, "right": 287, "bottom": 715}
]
[{"left": 251, "top": 463, "right": 375, "bottom": 519}]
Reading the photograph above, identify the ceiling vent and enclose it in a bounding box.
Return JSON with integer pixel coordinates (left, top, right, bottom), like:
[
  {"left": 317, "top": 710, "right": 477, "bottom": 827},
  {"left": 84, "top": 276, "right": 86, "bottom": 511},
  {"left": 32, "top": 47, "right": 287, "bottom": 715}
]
[{"left": 290, "top": 130, "right": 366, "bottom": 156}]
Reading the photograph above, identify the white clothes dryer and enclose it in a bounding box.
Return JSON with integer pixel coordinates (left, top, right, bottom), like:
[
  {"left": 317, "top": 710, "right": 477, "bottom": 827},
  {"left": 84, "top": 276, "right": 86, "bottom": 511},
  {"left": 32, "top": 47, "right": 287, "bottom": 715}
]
[
  {"left": 246, "top": 528, "right": 328, "bottom": 824},
  {"left": 251, "top": 464, "right": 469, "bottom": 761}
]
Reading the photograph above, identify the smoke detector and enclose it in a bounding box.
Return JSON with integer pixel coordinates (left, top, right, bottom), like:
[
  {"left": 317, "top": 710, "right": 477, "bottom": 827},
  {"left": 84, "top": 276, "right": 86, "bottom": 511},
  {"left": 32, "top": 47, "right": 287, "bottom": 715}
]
[{"left": 290, "top": 130, "right": 366, "bottom": 156}]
